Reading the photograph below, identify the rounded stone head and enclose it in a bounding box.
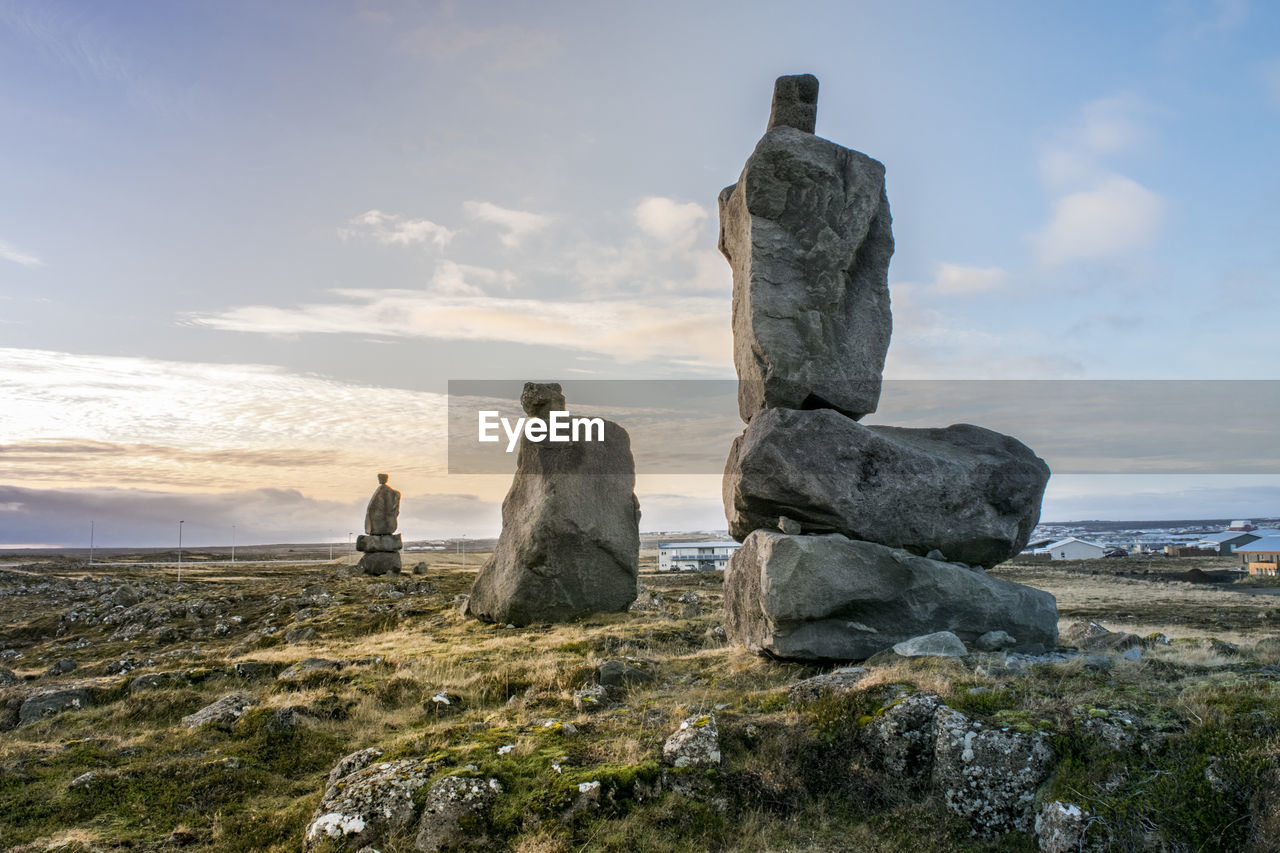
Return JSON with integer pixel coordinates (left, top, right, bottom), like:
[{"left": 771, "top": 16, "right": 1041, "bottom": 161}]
[
  {"left": 767, "top": 74, "right": 819, "bottom": 134},
  {"left": 377, "top": 473, "right": 389, "bottom": 485},
  {"left": 520, "top": 382, "right": 566, "bottom": 419}
]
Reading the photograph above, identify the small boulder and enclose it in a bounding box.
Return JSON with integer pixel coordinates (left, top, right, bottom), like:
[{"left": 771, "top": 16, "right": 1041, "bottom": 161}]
[
  {"left": 304, "top": 758, "right": 437, "bottom": 851},
  {"left": 0, "top": 667, "right": 19, "bottom": 686},
  {"left": 181, "top": 693, "right": 255, "bottom": 729},
  {"left": 975, "top": 630, "right": 1017, "bottom": 652},
  {"left": 18, "top": 688, "right": 93, "bottom": 726},
  {"left": 414, "top": 776, "right": 503, "bottom": 853},
  {"left": 285, "top": 626, "right": 317, "bottom": 644},
  {"left": 44, "top": 658, "right": 77, "bottom": 677},
  {"left": 597, "top": 659, "right": 656, "bottom": 689},
  {"left": 778, "top": 516, "right": 802, "bottom": 535},
  {"left": 1036, "top": 801, "right": 1091, "bottom": 853},
  {"left": 278, "top": 658, "right": 343, "bottom": 682},
  {"left": 662, "top": 713, "right": 721, "bottom": 768},
  {"left": 893, "top": 631, "right": 968, "bottom": 658},
  {"left": 787, "top": 667, "right": 868, "bottom": 703},
  {"left": 325, "top": 747, "right": 384, "bottom": 789},
  {"left": 572, "top": 684, "right": 610, "bottom": 712}
]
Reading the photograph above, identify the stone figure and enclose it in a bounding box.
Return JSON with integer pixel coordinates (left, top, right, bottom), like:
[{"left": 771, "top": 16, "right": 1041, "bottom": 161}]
[{"left": 365, "top": 473, "right": 400, "bottom": 535}]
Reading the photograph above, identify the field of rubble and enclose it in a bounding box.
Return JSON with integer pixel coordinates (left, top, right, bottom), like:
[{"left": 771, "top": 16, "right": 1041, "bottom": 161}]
[{"left": 2, "top": 552, "right": 1280, "bottom": 852}]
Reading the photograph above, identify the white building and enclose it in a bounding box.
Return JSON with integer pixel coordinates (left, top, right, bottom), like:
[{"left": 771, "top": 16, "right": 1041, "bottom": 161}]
[
  {"left": 1033, "top": 537, "right": 1107, "bottom": 561},
  {"left": 658, "top": 541, "right": 740, "bottom": 572}
]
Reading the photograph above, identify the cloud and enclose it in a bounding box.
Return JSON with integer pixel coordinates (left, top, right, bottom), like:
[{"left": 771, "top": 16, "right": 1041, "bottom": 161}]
[
  {"left": 1031, "top": 175, "right": 1165, "bottom": 265},
  {"left": 0, "top": 484, "right": 498, "bottom": 547},
  {"left": 932, "top": 263, "right": 1007, "bottom": 295},
  {"left": 340, "top": 209, "right": 454, "bottom": 248},
  {"left": 0, "top": 348, "right": 451, "bottom": 498},
  {"left": 430, "top": 260, "right": 516, "bottom": 296},
  {"left": 0, "top": 239, "right": 43, "bottom": 268},
  {"left": 633, "top": 197, "right": 708, "bottom": 248},
  {"left": 463, "top": 201, "right": 551, "bottom": 247},
  {"left": 186, "top": 292, "right": 731, "bottom": 369}
]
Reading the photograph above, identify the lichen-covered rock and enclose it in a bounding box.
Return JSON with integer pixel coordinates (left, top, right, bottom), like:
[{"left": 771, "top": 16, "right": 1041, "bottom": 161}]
[
  {"left": 933, "top": 706, "right": 1053, "bottom": 836},
  {"left": 662, "top": 713, "right": 721, "bottom": 768},
  {"left": 18, "top": 688, "right": 93, "bottom": 726},
  {"left": 787, "top": 667, "right": 868, "bottom": 703},
  {"left": 724, "top": 530, "right": 1057, "bottom": 661},
  {"left": 572, "top": 684, "right": 610, "bottom": 712},
  {"left": 892, "top": 631, "right": 968, "bottom": 658},
  {"left": 1036, "top": 801, "right": 1093, "bottom": 853},
  {"left": 304, "top": 758, "right": 437, "bottom": 851},
  {"left": 181, "top": 692, "right": 255, "bottom": 729},
  {"left": 414, "top": 775, "right": 503, "bottom": 852},
  {"left": 860, "top": 692, "right": 943, "bottom": 783},
  {"left": 1063, "top": 620, "right": 1140, "bottom": 652},
  {"left": 723, "top": 409, "right": 1049, "bottom": 567}
]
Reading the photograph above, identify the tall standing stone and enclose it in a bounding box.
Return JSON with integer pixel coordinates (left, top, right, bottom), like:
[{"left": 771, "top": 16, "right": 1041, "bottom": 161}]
[
  {"left": 468, "top": 384, "right": 640, "bottom": 626},
  {"left": 718, "top": 76, "right": 893, "bottom": 423},
  {"left": 358, "top": 473, "right": 403, "bottom": 576}
]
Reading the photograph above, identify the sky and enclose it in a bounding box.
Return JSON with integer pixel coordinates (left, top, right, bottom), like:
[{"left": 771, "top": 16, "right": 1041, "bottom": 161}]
[{"left": 2, "top": 0, "right": 1279, "bottom": 547}]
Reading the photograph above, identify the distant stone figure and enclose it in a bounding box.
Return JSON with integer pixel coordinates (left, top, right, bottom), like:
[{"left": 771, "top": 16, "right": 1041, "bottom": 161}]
[
  {"left": 359, "top": 473, "right": 403, "bottom": 576},
  {"left": 365, "top": 473, "right": 401, "bottom": 535}
]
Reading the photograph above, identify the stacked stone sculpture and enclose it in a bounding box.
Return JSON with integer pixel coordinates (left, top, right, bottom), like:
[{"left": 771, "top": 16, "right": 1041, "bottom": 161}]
[
  {"left": 468, "top": 383, "right": 641, "bottom": 626},
  {"left": 719, "top": 75, "right": 1058, "bottom": 661},
  {"left": 358, "top": 473, "right": 402, "bottom": 576}
]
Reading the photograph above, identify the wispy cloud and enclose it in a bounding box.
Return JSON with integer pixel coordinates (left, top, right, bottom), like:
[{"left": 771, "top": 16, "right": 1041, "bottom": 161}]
[
  {"left": 634, "top": 197, "right": 708, "bottom": 248},
  {"left": 463, "top": 201, "right": 551, "bottom": 247},
  {"left": 340, "top": 209, "right": 454, "bottom": 248},
  {"left": 185, "top": 292, "right": 731, "bottom": 369},
  {"left": 0, "top": 239, "right": 43, "bottom": 268},
  {"left": 932, "top": 263, "right": 1007, "bottom": 295}
]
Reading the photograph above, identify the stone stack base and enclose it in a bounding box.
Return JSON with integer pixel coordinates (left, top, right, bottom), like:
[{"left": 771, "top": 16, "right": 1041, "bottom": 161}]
[{"left": 357, "top": 533, "right": 402, "bottom": 576}]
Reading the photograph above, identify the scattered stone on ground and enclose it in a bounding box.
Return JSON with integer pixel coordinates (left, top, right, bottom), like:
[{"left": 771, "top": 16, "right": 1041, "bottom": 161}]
[
  {"left": 662, "top": 713, "right": 720, "bottom": 768},
  {"left": 892, "top": 631, "right": 968, "bottom": 658},
  {"left": 414, "top": 776, "right": 503, "bottom": 853},
  {"left": 181, "top": 692, "right": 255, "bottom": 729}
]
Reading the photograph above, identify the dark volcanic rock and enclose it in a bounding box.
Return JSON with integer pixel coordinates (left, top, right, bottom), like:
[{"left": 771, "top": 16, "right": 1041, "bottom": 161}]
[
  {"left": 723, "top": 530, "right": 1057, "bottom": 661},
  {"left": 468, "top": 418, "right": 640, "bottom": 626},
  {"left": 718, "top": 122, "right": 893, "bottom": 423},
  {"left": 723, "top": 408, "right": 1049, "bottom": 567}
]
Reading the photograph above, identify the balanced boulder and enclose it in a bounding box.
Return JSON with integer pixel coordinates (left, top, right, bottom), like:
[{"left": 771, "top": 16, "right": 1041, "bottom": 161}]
[
  {"left": 723, "top": 407, "right": 1049, "bottom": 567},
  {"left": 718, "top": 76, "right": 893, "bottom": 423},
  {"left": 723, "top": 529, "right": 1057, "bottom": 661},
  {"left": 358, "top": 473, "right": 402, "bottom": 576}
]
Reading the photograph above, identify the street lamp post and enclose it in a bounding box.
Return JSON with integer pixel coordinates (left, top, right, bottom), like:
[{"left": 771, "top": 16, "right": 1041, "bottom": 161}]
[{"left": 178, "top": 520, "right": 185, "bottom": 582}]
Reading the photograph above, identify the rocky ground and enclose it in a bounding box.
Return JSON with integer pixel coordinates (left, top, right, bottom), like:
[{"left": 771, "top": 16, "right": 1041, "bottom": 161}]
[{"left": 2, "top": 552, "right": 1279, "bottom": 851}]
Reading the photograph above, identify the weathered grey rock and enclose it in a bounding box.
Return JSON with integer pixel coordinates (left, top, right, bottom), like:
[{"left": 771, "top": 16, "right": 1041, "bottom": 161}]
[
  {"left": 718, "top": 90, "right": 893, "bottom": 422},
  {"left": 1063, "top": 620, "right": 1140, "bottom": 652},
  {"left": 414, "top": 776, "right": 502, "bottom": 852},
  {"left": 45, "top": 658, "right": 76, "bottom": 676},
  {"left": 364, "top": 473, "right": 401, "bottom": 535},
  {"left": 304, "top": 758, "right": 437, "bottom": 851},
  {"left": 893, "top": 631, "right": 968, "bottom": 658},
  {"left": 976, "top": 630, "right": 1018, "bottom": 652},
  {"left": 787, "top": 666, "right": 868, "bottom": 703},
  {"left": 326, "top": 747, "right": 384, "bottom": 789},
  {"left": 278, "top": 657, "right": 343, "bottom": 682},
  {"left": 662, "top": 713, "right": 721, "bottom": 768},
  {"left": 286, "top": 626, "right": 317, "bottom": 644},
  {"left": 181, "top": 692, "right": 255, "bottom": 729},
  {"left": 468, "top": 414, "right": 640, "bottom": 626},
  {"left": 520, "top": 381, "right": 566, "bottom": 419},
  {"left": 766, "top": 73, "right": 819, "bottom": 134},
  {"left": 777, "top": 515, "right": 802, "bottom": 535},
  {"left": 0, "top": 667, "right": 19, "bottom": 686},
  {"left": 572, "top": 684, "right": 610, "bottom": 712},
  {"left": 598, "top": 659, "right": 656, "bottom": 689},
  {"left": 18, "top": 688, "right": 93, "bottom": 725},
  {"left": 1036, "top": 801, "right": 1092, "bottom": 853},
  {"left": 724, "top": 530, "right": 1057, "bottom": 661},
  {"left": 356, "top": 533, "right": 402, "bottom": 553},
  {"left": 359, "top": 551, "right": 402, "bottom": 576},
  {"left": 933, "top": 706, "right": 1053, "bottom": 836},
  {"left": 723, "top": 408, "right": 1050, "bottom": 567},
  {"left": 860, "top": 692, "right": 944, "bottom": 783}
]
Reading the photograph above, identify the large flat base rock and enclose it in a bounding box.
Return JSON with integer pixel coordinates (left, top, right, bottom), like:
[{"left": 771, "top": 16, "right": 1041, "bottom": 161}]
[
  {"left": 723, "top": 407, "right": 1049, "bottom": 567},
  {"left": 724, "top": 530, "right": 1057, "bottom": 661},
  {"left": 468, "top": 420, "right": 640, "bottom": 626},
  {"left": 356, "top": 533, "right": 402, "bottom": 552},
  {"left": 359, "top": 551, "right": 402, "bottom": 576}
]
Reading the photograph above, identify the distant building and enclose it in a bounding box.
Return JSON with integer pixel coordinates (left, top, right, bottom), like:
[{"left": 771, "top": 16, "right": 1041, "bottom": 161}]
[
  {"left": 1196, "top": 529, "right": 1279, "bottom": 556},
  {"left": 1229, "top": 520, "right": 1257, "bottom": 531},
  {"left": 1238, "top": 536, "right": 1280, "bottom": 577},
  {"left": 1033, "top": 537, "right": 1107, "bottom": 561},
  {"left": 658, "top": 541, "right": 740, "bottom": 572}
]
